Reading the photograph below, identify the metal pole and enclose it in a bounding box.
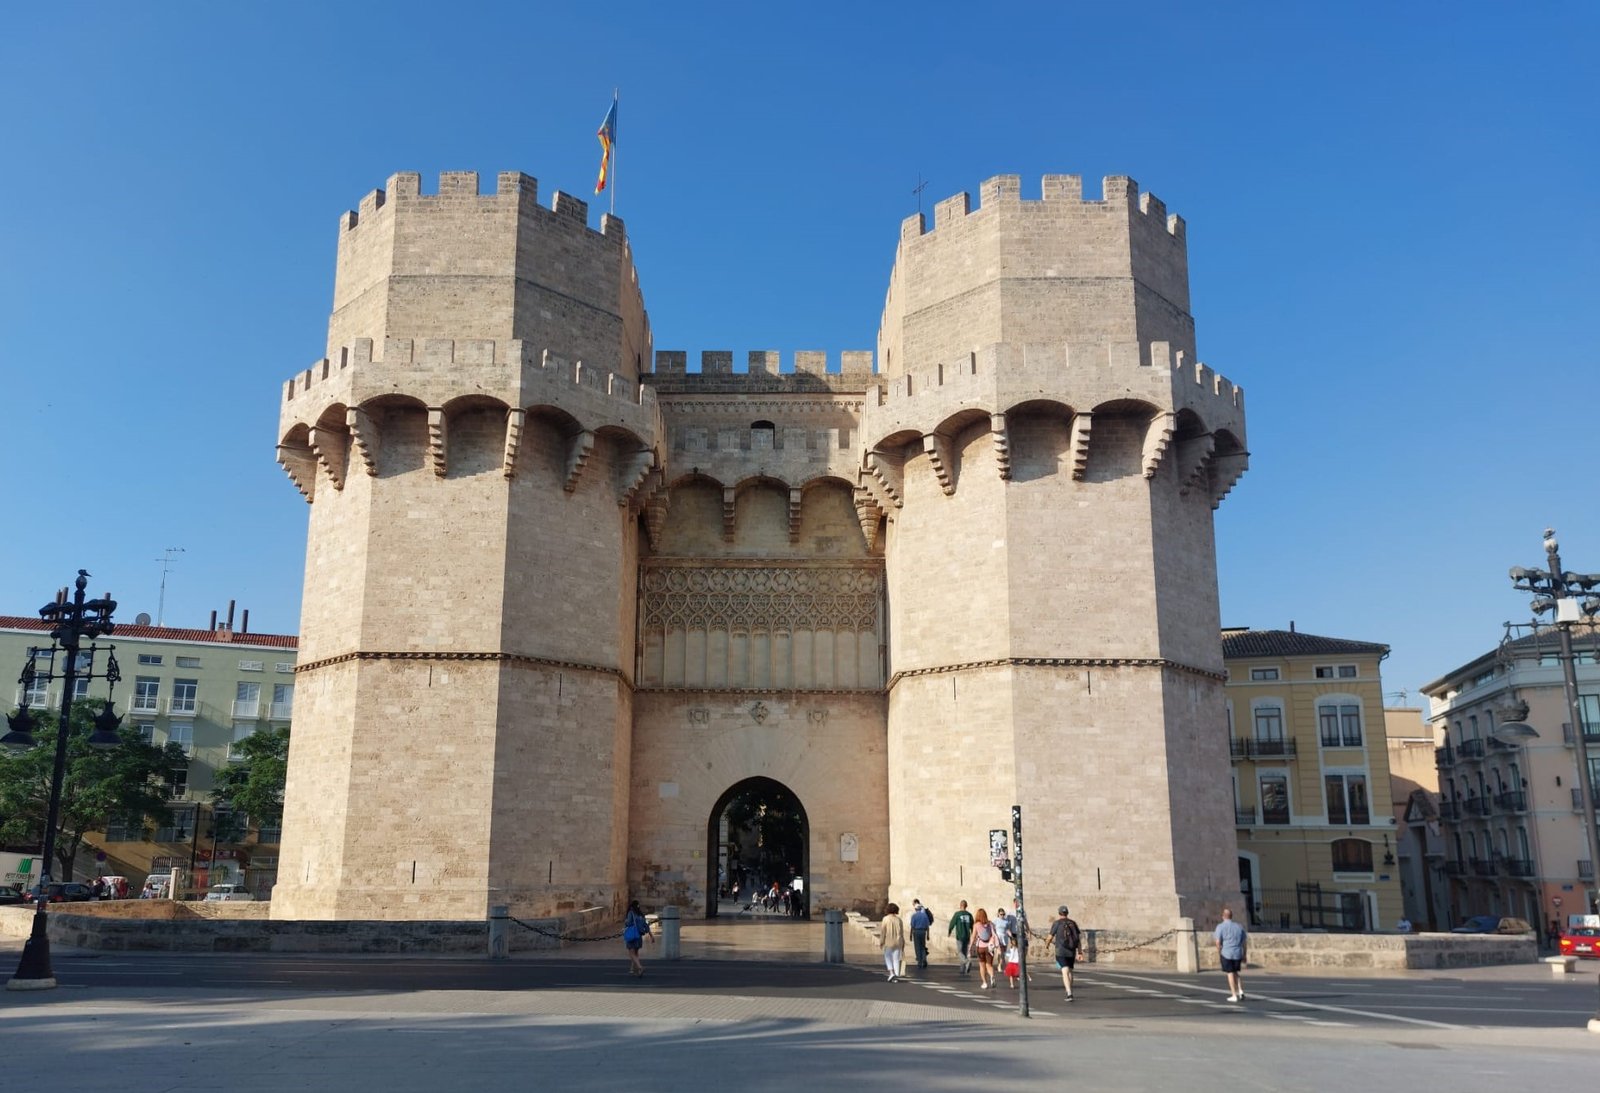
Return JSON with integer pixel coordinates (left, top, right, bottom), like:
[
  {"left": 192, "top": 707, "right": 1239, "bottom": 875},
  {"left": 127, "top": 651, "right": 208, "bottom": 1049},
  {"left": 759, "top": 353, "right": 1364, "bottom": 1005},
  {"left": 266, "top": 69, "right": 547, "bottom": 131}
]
[
  {"left": 1555, "top": 623, "right": 1600, "bottom": 914},
  {"left": 1013, "top": 804, "right": 1029, "bottom": 1018},
  {"left": 8, "top": 581, "right": 87, "bottom": 989}
]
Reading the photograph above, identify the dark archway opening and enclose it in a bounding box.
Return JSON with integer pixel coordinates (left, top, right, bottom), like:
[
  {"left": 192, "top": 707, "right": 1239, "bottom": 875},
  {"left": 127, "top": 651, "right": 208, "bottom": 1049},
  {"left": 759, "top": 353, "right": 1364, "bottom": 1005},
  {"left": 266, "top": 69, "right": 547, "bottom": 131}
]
[{"left": 705, "top": 776, "right": 809, "bottom": 919}]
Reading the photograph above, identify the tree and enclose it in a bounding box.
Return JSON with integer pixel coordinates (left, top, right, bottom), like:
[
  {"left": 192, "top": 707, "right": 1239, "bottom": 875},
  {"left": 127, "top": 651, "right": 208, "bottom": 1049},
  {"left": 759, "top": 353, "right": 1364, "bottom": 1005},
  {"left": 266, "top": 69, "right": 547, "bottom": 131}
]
[
  {"left": 0, "top": 699, "right": 188, "bottom": 882},
  {"left": 724, "top": 784, "right": 806, "bottom": 872},
  {"left": 210, "top": 724, "right": 288, "bottom": 833}
]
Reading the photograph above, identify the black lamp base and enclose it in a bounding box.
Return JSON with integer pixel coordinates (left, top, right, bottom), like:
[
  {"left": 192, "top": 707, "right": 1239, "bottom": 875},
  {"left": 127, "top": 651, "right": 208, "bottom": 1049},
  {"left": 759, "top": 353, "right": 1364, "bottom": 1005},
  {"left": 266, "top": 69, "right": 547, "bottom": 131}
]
[{"left": 6, "top": 909, "right": 57, "bottom": 991}]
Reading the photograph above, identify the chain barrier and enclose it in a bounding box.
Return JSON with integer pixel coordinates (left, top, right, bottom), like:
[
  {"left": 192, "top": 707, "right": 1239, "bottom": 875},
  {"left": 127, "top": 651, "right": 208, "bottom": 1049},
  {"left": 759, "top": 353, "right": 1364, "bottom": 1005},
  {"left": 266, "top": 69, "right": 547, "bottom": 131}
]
[
  {"left": 507, "top": 915, "right": 629, "bottom": 943},
  {"left": 1023, "top": 926, "right": 1176, "bottom": 960}
]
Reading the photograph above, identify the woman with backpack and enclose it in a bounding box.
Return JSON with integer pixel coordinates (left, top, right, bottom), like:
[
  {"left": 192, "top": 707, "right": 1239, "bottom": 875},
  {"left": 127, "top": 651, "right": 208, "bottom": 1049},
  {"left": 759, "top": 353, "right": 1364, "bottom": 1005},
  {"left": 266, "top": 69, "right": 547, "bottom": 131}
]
[
  {"left": 623, "top": 899, "right": 654, "bottom": 977},
  {"left": 971, "top": 907, "right": 998, "bottom": 989}
]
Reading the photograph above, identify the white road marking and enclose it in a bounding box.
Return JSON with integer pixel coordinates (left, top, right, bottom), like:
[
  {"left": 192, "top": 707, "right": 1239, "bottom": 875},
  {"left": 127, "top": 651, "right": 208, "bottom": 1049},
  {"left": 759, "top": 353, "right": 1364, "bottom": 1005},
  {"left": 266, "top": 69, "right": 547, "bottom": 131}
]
[{"left": 1083, "top": 971, "right": 1465, "bottom": 1030}]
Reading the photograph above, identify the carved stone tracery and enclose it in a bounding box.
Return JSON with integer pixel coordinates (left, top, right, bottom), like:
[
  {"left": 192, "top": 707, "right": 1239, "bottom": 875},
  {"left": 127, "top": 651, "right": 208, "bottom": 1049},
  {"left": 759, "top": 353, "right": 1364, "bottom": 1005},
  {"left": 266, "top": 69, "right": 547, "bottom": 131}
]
[{"left": 641, "top": 564, "right": 882, "bottom": 633}]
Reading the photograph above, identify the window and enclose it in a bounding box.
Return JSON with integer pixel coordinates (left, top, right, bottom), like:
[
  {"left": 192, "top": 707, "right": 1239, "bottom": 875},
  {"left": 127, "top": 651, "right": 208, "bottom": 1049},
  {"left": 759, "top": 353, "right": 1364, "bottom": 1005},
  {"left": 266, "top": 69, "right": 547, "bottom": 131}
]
[
  {"left": 137, "top": 653, "right": 163, "bottom": 666},
  {"left": 275, "top": 662, "right": 294, "bottom": 674},
  {"left": 1326, "top": 773, "right": 1370, "bottom": 825},
  {"left": 1580, "top": 694, "right": 1600, "bottom": 731},
  {"left": 270, "top": 683, "right": 294, "bottom": 720},
  {"left": 1338, "top": 665, "right": 1357, "bottom": 679},
  {"left": 233, "top": 682, "right": 261, "bottom": 718},
  {"left": 133, "top": 676, "right": 160, "bottom": 712},
  {"left": 1250, "top": 668, "right": 1279, "bottom": 681},
  {"left": 135, "top": 722, "right": 155, "bottom": 743},
  {"left": 229, "top": 721, "right": 256, "bottom": 760},
  {"left": 1318, "top": 701, "right": 1362, "bottom": 747},
  {"left": 1314, "top": 665, "right": 1356, "bottom": 680},
  {"left": 238, "top": 660, "right": 263, "bottom": 672},
  {"left": 165, "top": 767, "right": 189, "bottom": 798},
  {"left": 1472, "top": 668, "right": 1496, "bottom": 686},
  {"left": 1259, "top": 773, "right": 1290, "bottom": 824},
  {"left": 257, "top": 822, "right": 282, "bottom": 844},
  {"left": 21, "top": 673, "right": 48, "bottom": 707},
  {"left": 156, "top": 805, "right": 195, "bottom": 843},
  {"left": 1331, "top": 838, "right": 1374, "bottom": 873},
  {"left": 167, "top": 722, "right": 193, "bottom": 753},
  {"left": 171, "top": 679, "right": 198, "bottom": 714},
  {"left": 1253, "top": 704, "right": 1284, "bottom": 744},
  {"left": 105, "top": 812, "right": 142, "bottom": 842},
  {"left": 176, "top": 656, "right": 201, "bottom": 669}
]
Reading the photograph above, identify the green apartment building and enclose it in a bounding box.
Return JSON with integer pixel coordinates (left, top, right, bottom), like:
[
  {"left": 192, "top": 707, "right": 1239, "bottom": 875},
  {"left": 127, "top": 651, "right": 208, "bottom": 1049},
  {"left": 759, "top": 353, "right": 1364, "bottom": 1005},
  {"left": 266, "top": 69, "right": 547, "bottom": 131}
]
[{"left": 0, "top": 610, "right": 296, "bottom": 897}]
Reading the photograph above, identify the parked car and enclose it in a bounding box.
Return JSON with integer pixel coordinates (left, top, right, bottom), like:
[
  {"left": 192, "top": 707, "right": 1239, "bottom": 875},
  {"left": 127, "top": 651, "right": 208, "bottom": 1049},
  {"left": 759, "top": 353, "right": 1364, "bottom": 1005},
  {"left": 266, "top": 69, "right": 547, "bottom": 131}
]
[
  {"left": 24, "top": 882, "right": 96, "bottom": 904},
  {"left": 0, "top": 884, "right": 26, "bottom": 905},
  {"left": 203, "top": 883, "right": 253, "bottom": 902},
  {"left": 1450, "top": 915, "right": 1532, "bottom": 934},
  {"left": 1558, "top": 926, "right": 1600, "bottom": 959}
]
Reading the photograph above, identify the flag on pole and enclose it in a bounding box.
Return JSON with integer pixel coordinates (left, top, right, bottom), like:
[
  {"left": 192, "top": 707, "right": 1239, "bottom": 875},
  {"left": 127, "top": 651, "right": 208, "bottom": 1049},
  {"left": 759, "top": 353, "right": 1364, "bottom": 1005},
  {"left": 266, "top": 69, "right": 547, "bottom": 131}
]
[{"left": 594, "top": 94, "right": 618, "bottom": 195}]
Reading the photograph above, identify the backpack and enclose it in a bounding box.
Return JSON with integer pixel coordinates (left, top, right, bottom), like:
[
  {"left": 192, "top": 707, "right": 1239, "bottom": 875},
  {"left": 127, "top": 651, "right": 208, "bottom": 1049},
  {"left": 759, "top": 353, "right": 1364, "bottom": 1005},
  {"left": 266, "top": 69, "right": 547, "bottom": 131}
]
[{"left": 1060, "top": 919, "right": 1081, "bottom": 953}]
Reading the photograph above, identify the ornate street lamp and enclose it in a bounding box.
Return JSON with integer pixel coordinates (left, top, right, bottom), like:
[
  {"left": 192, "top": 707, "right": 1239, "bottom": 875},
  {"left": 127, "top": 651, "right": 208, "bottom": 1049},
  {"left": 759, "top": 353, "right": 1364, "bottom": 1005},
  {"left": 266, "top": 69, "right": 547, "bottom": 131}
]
[{"left": 3, "top": 571, "right": 123, "bottom": 991}]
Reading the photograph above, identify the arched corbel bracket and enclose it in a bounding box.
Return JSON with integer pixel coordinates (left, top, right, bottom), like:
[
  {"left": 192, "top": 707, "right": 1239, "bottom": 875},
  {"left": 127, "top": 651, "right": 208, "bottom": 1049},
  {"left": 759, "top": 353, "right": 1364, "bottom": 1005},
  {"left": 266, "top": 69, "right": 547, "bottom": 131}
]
[
  {"left": 922, "top": 433, "right": 955, "bottom": 496},
  {"left": 502, "top": 408, "right": 525, "bottom": 479},
  {"left": 990, "top": 413, "right": 1011, "bottom": 481},
  {"left": 620, "top": 449, "right": 656, "bottom": 508},
  {"left": 1176, "top": 432, "right": 1215, "bottom": 495},
  {"left": 788, "top": 488, "right": 804, "bottom": 543},
  {"left": 347, "top": 407, "right": 379, "bottom": 477},
  {"left": 864, "top": 451, "right": 904, "bottom": 508},
  {"left": 722, "top": 487, "right": 738, "bottom": 541},
  {"left": 310, "top": 423, "right": 348, "bottom": 492},
  {"left": 1068, "top": 413, "right": 1093, "bottom": 480},
  {"left": 277, "top": 443, "right": 316, "bottom": 502},
  {"left": 565, "top": 430, "right": 596, "bottom": 492},
  {"left": 427, "top": 408, "right": 448, "bottom": 478},
  {"left": 1142, "top": 412, "right": 1175, "bottom": 479}
]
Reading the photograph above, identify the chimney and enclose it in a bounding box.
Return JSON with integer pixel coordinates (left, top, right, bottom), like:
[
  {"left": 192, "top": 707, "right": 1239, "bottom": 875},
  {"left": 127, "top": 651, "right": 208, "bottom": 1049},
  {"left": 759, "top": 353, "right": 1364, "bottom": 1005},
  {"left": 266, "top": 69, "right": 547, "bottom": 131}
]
[
  {"left": 210, "top": 610, "right": 218, "bottom": 630},
  {"left": 241, "top": 609, "right": 249, "bottom": 634}
]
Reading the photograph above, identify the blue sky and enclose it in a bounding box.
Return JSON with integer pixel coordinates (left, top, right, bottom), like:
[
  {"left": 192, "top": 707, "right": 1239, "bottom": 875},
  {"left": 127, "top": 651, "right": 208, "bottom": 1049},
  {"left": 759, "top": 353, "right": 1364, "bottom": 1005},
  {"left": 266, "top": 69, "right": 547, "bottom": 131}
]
[{"left": 1, "top": 2, "right": 1595, "bottom": 700}]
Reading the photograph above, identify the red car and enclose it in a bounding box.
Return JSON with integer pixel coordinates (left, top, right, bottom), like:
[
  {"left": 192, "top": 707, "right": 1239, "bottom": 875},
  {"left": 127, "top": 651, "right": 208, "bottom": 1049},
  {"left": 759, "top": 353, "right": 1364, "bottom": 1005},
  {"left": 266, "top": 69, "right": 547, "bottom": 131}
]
[{"left": 1559, "top": 926, "right": 1600, "bottom": 959}]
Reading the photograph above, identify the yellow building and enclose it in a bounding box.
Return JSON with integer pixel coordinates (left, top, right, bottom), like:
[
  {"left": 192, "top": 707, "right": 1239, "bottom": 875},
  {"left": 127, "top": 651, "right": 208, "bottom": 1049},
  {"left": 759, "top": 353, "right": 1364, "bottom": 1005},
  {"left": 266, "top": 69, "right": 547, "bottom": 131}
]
[{"left": 1223, "top": 628, "right": 1404, "bottom": 932}]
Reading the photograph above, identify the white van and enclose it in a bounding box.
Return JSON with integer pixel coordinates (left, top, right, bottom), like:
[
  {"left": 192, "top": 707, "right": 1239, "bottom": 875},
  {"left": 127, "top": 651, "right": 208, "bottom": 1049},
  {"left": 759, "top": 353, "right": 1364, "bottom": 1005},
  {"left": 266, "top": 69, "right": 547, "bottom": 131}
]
[{"left": 204, "top": 883, "right": 253, "bottom": 902}]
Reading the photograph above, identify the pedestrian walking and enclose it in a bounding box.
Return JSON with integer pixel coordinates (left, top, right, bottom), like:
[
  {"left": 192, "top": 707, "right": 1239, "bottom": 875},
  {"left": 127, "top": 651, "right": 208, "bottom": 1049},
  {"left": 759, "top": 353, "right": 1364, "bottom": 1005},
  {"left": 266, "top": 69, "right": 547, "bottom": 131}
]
[
  {"left": 909, "top": 899, "right": 933, "bottom": 968},
  {"left": 879, "top": 902, "right": 907, "bottom": 981},
  {"left": 1048, "top": 905, "right": 1084, "bottom": 1000},
  {"left": 623, "top": 899, "right": 654, "bottom": 977},
  {"left": 948, "top": 900, "right": 975, "bottom": 974},
  {"left": 1214, "top": 906, "right": 1248, "bottom": 1001},
  {"left": 972, "top": 908, "right": 997, "bottom": 989},
  {"left": 992, "top": 905, "right": 1017, "bottom": 986}
]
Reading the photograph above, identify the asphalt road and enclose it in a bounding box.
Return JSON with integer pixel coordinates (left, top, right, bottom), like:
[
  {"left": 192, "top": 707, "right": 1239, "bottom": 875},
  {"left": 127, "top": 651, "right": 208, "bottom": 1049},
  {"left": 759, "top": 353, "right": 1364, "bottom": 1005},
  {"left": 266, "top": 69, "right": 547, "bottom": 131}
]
[{"left": 38, "top": 950, "right": 1600, "bottom": 1032}]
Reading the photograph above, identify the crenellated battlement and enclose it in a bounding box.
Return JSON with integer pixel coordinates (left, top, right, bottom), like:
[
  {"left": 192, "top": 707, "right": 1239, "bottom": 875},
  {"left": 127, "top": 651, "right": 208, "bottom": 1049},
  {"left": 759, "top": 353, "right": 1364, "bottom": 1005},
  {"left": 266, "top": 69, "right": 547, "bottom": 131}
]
[
  {"left": 281, "top": 337, "right": 658, "bottom": 422},
  {"left": 645, "top": 349, "right": 876, "bottom": 393},
  {"left": 898, "top": 174, "right": 1185, "bottom": 242},
  {"left": 338, "top": 170, "right": 628, "bottom": 244}
]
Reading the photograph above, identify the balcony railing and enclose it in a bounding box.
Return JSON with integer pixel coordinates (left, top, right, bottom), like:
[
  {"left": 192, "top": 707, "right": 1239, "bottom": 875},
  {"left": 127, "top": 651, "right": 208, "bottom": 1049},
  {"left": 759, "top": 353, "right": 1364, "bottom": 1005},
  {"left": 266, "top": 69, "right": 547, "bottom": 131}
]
[
  {"left": 232, "top": 699, "right": 260, "bottom": 718},
  {"left": 1580, "top": 860, "right": 1595, "bottom": 882},
  {"left": 1435, "top": 745, "right": 1457, "bottom": 768},
  {"left": 131, "top": 694, "right": 159, "bottom": 712},
  {"left": 1457, "top": 739, "right": 1486, "bottom": 760},
  {"left": 1470, "top": 857, "right": 1498, "bottom": 877},
  {"left": 1501, "top": 857, "right": 1535, "bottom": 877},
  {"left": 1465, "top": 796, "right": 1493, "bottom": 818},
  {"left": 1261, "top": 807, "right": 1291, "bottom": 826},
  {"left": 1442, "top": 860, "right": 1467, "bottom": 876},
  {"left": 1234, "top": 806, "right": 1256, "bottom": 826},
  {"left": 168, "top": 696, "right": 198, "bottom": 715},
  {"left": 1438, "top": 799, "right": 1461, "bottom": 822},
  {"left": 1249, "top": 738, "right": 1297, "bottom": 759},
  {"left": 269, "top": 701, "right": 293, "bottom": 720},
  {"left": 1570, "top": 787, "right": 1600, "bottom": 811},
  {"left": 1495, "top": 790, "right": 1528, "bottom": 813},
  {"left": 1563, "top": 722, "right": 1600, "bottom": 747}
]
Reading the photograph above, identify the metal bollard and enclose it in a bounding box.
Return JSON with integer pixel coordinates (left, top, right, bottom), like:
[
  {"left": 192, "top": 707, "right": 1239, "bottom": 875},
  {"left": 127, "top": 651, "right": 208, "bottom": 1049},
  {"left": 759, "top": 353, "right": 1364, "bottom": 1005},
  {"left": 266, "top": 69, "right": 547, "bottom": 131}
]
[
  {"left": 488, "top": 904, "right": 509, "bottom": 960},
  {"left": 659, "top": 905, "right": 681, "bottom": 960},
  {"left": 823, "top": 909, "right": 845, "bottom": 963}
]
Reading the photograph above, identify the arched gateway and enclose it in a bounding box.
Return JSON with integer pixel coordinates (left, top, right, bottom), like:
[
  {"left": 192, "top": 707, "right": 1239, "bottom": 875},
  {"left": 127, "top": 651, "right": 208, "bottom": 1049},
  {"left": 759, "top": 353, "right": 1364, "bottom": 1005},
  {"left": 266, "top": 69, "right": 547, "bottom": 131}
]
[{"left": 706, "top": 777, "right": 809, "bottom": 918}]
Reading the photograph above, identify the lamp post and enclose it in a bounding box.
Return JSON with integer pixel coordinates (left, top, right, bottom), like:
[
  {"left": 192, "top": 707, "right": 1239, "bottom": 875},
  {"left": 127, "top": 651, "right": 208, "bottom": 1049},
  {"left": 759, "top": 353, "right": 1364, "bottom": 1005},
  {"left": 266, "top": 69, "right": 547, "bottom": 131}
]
[
  {"left": 1508, "top": 530, "right": 1600, "bottom": 915},
  {"left": 3, "top": 571, "right": 123, "bottom": 991}
]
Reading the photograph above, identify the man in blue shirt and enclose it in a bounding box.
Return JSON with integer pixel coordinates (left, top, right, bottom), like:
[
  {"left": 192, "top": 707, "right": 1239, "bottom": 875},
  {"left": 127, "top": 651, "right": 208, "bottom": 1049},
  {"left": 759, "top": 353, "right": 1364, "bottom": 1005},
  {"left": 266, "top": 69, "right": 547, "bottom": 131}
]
[
  {"left": 1214, "top": 906, "right": 1248, "bottom": 1002},
  {"left": 909, "top": 900, "right": 934, "bottom": 968}
]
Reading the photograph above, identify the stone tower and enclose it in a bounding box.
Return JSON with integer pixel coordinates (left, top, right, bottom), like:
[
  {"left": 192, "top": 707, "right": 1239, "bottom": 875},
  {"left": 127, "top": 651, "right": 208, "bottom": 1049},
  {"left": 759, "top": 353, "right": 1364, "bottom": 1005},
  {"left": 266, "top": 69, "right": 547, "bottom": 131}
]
[
  {"left": 273, "top": 168, "right": 1248, "bottom": 947},
  {"left": 867, "top": 175, "right": 1247, "bottom": 930},
  {"left": 273, "top": 172, "right": 656, "bottom": 919}
]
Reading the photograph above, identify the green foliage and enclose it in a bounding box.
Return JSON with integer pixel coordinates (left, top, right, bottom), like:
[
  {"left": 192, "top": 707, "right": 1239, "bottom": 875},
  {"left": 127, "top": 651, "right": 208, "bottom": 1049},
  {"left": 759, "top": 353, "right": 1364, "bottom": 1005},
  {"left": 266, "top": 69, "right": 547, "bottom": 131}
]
[
  {"left": 210, "top": 724, "right": 288, "bottom": 829},
  {"left": 0, "top": 699, "right": 188, "bottom": 880},
  {"left": 724, "top": 784, "right": 805, "bottom": 868}
]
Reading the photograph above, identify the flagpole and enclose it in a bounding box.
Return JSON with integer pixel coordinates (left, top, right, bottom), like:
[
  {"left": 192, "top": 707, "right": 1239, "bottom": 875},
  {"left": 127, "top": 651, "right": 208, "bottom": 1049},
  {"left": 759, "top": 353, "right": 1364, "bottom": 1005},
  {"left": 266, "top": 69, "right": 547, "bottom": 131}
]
[{"left": 610, "top": 88, "right": 618, "bottom": 217}]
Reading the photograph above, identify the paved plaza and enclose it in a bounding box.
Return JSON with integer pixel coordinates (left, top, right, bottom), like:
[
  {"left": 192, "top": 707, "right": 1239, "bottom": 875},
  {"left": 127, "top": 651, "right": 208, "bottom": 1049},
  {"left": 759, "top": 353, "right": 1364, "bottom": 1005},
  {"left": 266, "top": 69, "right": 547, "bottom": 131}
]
[{"left": 3, "top": 913, "right": 1597, "bottom": 1091}]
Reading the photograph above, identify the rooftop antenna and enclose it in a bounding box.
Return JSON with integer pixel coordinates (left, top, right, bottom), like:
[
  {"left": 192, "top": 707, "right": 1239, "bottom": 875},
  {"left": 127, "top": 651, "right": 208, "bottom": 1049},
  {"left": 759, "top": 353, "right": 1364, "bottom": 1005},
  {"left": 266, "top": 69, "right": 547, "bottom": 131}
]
[
  {"left": 155, "top": 547, "right": 185, "bottom": 626},
  {"left": 913, "top": 173, "right": 928, "bottom": 216}
]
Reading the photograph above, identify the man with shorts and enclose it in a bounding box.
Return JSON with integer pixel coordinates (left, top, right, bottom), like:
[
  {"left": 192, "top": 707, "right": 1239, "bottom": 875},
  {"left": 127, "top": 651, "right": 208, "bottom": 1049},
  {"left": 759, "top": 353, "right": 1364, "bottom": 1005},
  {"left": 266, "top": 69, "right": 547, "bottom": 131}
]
[
  {"left": 1048, "top": 905, "right": 1084, "bottom": 999},
  {"left": 1214, "top": 905, "right": 1248, "bottom": 1002}
]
